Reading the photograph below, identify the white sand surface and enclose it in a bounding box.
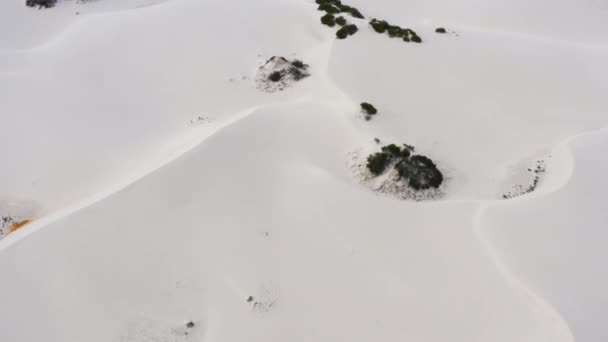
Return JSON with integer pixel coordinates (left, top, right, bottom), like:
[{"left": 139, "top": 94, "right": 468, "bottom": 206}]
[{"left": 0, "top": 0, "right": 607, "bottom": 341}]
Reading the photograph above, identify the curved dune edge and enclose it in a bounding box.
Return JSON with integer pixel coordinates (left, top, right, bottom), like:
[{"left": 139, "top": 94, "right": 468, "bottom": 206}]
[
  {"left": 472, "top": 127, "right": 608, "bottom": 342},
  {"left": 0, "top": 106, "right": 257, "bottom": 250},
  {"left": 0, "top": 0, "right": 178, "bottom": 53}
]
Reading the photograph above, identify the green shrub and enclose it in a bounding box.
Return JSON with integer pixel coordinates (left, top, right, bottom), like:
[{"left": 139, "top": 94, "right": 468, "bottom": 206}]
[
  {"left": 336, "top": 24, "right": 358, "bottom": 39},
  {"left": 403, "top": 35, "right": 410, "bottom": 42},
  {"left": 360, "top": 102, "right": 377, "bottom": 115},
  {"left": 335, "top": 16, "right": 347, "bottom": 26},
  {"left": 288, "top": 67, "right": 308, "bottom": 81},
  {"left": 366, "top": 152, "right": 391, "bottom": 175},
  {"left": 291, "top": 59, "right": 308, "bottom": 69},
  {"left": 388, "top": 26, "right": 405, "bottom": 38},
  {"left": 370, "top": 19, "right": 389, "bottom": 33},
  {"left": 336, "top": 29, "right": 349, "bottom": 39},
  {"left": 396, "top": 155, "right": 443, "bottom": 190},
  {"left": 268, "top": 71, "right": 283, "bottom": 82},
  {"left": 318, "top": 3, "right": 341, "bottom": 14},
  {"left": 435, "top": 27, "right": 447, "bottom": 33},
  {"left": 349, "top": 8, "right": 364, "bottom": 19},
  {"left": 381, "top": 144, "right": 402, "bottom": 156},
  {"left": 411, "top": 35, "right": 422, "bottom": 43},
  {"left": 367, "top": 144, "right": 443, "bottom": 190},
  {"left": 26, "top": 0, "right": 56, "bottom": 7},
  {"left": 321, "top": 13, "right": 336, "bottom": 27}
]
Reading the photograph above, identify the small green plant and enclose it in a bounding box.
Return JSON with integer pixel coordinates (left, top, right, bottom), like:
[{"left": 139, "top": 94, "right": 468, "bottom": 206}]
[
  {"left": 370, "top": 19, "right": 389, "bottom": 33},
  {"left": 435, "top": 27, "right": 447, "bottom": 33},
  {"left": 366, "top": 152, "right": 391, "bottom": 175},
  {"left": 318, "top": 3, "right": 341, "bottom": 14},
  {"left": 335, "top": 16, "right": 347, "bottom": 26},
  {"left": 268, "top": 71, "right": 283, "bottom": 82},
  {"left": 336, "top": 24, "right": 358, "bottom": 39},
  {"left": 411, "top": 35, "right": 422, "bottom": 43},
  {"left": 321, "top": 13, "right": 336, "bottom": 27},
  {"left": 381, "top": 144, "right": 402, "bottom": 156},
  {"left": 291, "top": 60, "right": 308, "bottom": 69},
  {"left": 348, "top": 7, "right": 364, "bottom": 19},
  {"left": 360, "top": 102, "right": 377, "bottom": 115},
  {"left": 26, "top": 0, "right": 56, "bottom": 7}
]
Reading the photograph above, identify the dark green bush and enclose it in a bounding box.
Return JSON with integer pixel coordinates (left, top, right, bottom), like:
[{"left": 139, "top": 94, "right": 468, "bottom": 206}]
[
  {"left": 370, "top": 19, "right": 389, "bottom": 33},
  {"left": 291, "top": 60, "right": 308, "bottom": 69},
  {"left": 335, "top": 16, "right": 347, "bottom": 26},
  {"left": 321, "top": 13, "right": 336, "bottom": 27},
  {"left": 366, "top": 152, "right": 391, "bottom": 175},
  {"left": 381, "top": 144, "right": 402, "bottom": 156},
  {"left": 360, "top": 102, "right": 377, "bottom": 115},
  {"left": 435, "top": 27, "right": 447, "bottom": 33},
  {"left": 349, "top": 8, "right": 364, "bottom": 19},
  {"left": 26, "top": 0, "right": 56, "bottom": 7},
  {"left": 318, "top": 3, "right": 341, "bottom": 14},
  {"left": 336, "top": 24, "right": 358, "bottom": 39},
  {"left": 367, "top": 144, "right": 443, "bottom": 190},
  {"left": 396, "top": 155, "right": 443, "bottom": 190},
  {"left": 411, "top": 35, "right": 422, "bottom": 43},
  {"left": 388, "top": 26, "right": 405, "bottom": 38},
  {"left": 403, "top": 35, "right": 410, "bottom": 42},
  {"left": 268, "top": 71, "right": 283, "bottom": 82},
  {"left": 345, "top": 24, "right": 358, "bottom": 34}
]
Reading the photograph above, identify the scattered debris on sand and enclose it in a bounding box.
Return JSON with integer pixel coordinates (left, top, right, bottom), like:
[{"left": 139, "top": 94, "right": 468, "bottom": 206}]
[
  {"left": 255, "top": 56, "right": 310, "bottom": 93},
  {"left": 502, "top": 159, "right": 546, "bottom": 199}
]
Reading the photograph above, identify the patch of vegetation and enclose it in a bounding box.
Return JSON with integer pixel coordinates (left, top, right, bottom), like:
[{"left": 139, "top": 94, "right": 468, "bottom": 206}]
[
  {"left": 287, "top": 66, "right": 308, "bottom": 81},
  {"left": 335, "top": 16, "right": 347, "bottom": 26},
  {"left": 435, "top": 27, "right": 447, "bottom": 33},
  {"left": 318, "top": 3, "right": 341, "bottom": 14},
  {"left": 366, "top": 152, "right": 391, "bottom": 175},
  {"left": 26, "top": 0, "right": 56, "bottom": 8},
  {"left": 321, "top": 13, "right": 336, "bottom": 27},
  {"left": 366, "top": 144, "right": 443, "bottom": 190},
  {"left": 360, "top": 102, "right": 377, "bottom": 115},
  {"left": 347, "top": 8, "right": 364, "bottom": 19},
  {"left": 291, "top": 59, "right": 308, "bottom": 69},
  {"left": 268, "top": 71, "right": 283, "bottom": 82},
  {"left": 336, "top": 24, "right": 358, "bottom": 39},
  {"left": 369, "top": 19, "right": 421, "bottom": 43}
]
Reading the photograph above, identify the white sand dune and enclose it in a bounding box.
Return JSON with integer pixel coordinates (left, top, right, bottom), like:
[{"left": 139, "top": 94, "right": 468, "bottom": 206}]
[{"left": 0, "top": 0, "right": 607, "bottom": 341}]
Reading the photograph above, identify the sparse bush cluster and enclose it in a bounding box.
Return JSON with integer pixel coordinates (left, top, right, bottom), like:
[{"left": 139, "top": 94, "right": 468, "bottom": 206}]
[
  {"left": 370, "top": 19, "right": 422, "bottom": 43},
  {"left": 316, "top": 0, "right": 363, "bottom": 39},
  {"left": 265, "top": 57, "right": 310, "bottom": 83},
  {"left": 366, "top": 144, "right": 443, "bottom": 190},
  {"left": 26, "top": 0, "right": 56, "bottom": 8},
  {"left": 316, "top": 0, "right": 364, "bottom": 19},
  {"left": 257, "top": 56, "right": 310, "bottom": 92}
]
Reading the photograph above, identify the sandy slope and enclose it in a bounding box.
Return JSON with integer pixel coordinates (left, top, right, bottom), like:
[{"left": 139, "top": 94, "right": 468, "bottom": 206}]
[
  {"left": 0, "top": 0, "right": 607, "bottom": 341},
  {"left": 479, "top": 129, "right": 608, "bottom": 342}
]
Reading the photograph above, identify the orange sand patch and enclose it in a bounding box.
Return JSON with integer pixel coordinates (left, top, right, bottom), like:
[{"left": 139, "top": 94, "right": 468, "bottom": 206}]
[{"left": 8, "top": 220, "right": 31, "bottom": 233}]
